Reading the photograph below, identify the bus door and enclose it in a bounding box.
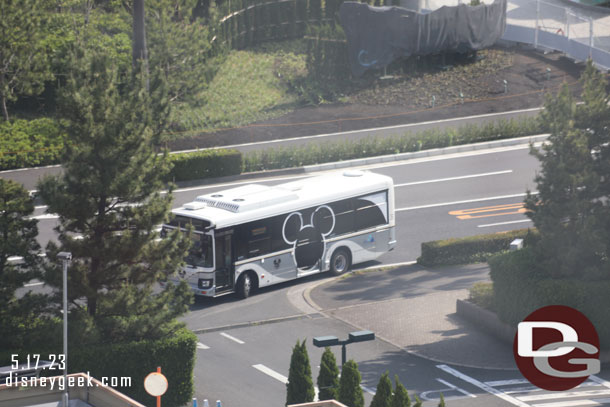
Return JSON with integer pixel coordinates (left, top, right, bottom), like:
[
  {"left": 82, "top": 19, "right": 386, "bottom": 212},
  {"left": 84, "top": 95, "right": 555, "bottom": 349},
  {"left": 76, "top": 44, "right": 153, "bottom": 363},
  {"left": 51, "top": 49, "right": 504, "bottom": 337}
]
[{"left": 214, "top": 230, "right": 234, "bottom": 292}]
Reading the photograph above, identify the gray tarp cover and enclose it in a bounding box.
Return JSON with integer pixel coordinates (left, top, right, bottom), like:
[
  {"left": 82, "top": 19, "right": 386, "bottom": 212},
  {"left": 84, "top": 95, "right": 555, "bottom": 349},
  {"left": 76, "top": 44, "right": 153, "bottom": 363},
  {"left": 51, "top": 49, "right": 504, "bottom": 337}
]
[{"left": 339, "top": 0, "right": 507, "bottom": 76}]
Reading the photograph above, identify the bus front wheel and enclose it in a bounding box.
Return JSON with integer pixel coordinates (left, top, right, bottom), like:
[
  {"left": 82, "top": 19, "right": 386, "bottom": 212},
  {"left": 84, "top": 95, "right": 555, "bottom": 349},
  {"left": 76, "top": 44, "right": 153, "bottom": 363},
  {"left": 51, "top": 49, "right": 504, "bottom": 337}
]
[
  {"left": 236, "top": 273, "right": 253, "bottom": 299},
  {"left": 330, "top": 249, "right": 351, "bottom": 276}
]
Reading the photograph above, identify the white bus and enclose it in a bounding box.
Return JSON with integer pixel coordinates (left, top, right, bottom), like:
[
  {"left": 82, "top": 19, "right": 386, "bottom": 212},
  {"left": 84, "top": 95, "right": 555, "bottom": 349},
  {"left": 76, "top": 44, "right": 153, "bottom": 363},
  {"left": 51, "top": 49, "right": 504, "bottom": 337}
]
[{"left": 162, "top": 170, "right": 396, "bottom": 298}]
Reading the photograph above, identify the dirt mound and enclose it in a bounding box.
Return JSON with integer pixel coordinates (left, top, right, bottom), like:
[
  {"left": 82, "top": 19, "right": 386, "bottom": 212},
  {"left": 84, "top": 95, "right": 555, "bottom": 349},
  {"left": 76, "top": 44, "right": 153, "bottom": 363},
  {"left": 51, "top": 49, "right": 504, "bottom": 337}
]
[{"left": 168, "top": 47, "right": 583, "bottom": 152}]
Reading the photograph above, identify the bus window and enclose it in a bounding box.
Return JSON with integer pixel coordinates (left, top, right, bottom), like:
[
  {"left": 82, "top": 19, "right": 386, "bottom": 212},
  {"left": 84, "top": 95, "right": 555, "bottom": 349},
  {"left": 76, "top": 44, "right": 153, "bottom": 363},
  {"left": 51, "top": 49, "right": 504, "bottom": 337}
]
[
  {"left": 354, "top": 191, "right": 388, "bottom": 231},
  {"left": 329, "top": 199, "right": 354, "bottom": 236},
  {"left": 185, "top": 233, "right": 214, "bottom": 268}
]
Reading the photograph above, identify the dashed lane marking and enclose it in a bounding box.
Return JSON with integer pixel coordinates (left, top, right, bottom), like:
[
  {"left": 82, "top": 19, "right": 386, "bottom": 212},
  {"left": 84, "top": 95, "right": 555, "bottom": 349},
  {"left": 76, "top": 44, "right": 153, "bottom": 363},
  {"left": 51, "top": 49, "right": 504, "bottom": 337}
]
[
  {"left": 197, "top": 342, "right": 210, "bottom": 350},
  {"left": 395, "top": 170, "right": 513, "bottom": 188},
  {"left": 478, "top": 219, "right": 533, "bottom": 228},
  {"left": 397, "top": 192, "right": 537, "bottom": 212},
  {"left": 252, "top": 364, "right": 287, "bottom": 384},
  {"left": 220, "top": 332, "right": 245, "bottom": 344},
  {"left": 253, "top": 364, "right": 320, "bottom": 400}
]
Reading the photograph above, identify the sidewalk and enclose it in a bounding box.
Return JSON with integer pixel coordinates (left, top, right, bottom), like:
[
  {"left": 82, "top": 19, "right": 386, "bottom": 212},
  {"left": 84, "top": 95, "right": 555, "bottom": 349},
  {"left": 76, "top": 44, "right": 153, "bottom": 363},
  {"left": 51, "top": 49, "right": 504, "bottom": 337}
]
[{"left": 305, "top": 263, "right": 518, "bottom": 370}]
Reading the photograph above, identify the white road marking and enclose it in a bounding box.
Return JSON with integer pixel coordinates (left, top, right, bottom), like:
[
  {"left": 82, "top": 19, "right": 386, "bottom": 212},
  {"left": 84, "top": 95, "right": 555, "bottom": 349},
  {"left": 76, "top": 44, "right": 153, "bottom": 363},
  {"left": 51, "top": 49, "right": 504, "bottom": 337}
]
[
  {"left": 361, "top": 385, "right": 376, "bottom": 395},
  {"left": 24, "top": 282, "right": 44, "bottom": 287},
  {"left": 531, "top": 398, "right": 610, "bottom": 407},
  {"left": 485, "top": 379, "right": 530, "bottom": 387},
  {"left": 589, "top": 376, "right": 610, "bottom": 390},
  {"left": 220, "top": 332, "right": 245, "bottom": 344},
  {"left": 197, "top": 342, "right": 210, "bottom": 350},
  {"left": 395, "top": 170, "right": 513, "bottom": 188},
  {"left": 517, "top": 390, "right": 610, "bottom": 402},
  {"left": 30, "top": 213, "right": 60, "bottom": 220},
  {"left": 477, "top": 219, "right": 533, "bottom": 228},
  {"left": 253, "top": 364, "right": 320, "bottom": 400},
  {"left": 253, "top": 364, "right": 288, "bottom": 384},
  {"left": 397, "top": 192, "right": 537, "bottom": 212},
  {"left": 436, "top": 378, "right": 476, "bottom": 398},
  {"left": 504, "top": 381, "right": 600, "bottom": 395},
  {"left": 436, "top": 364, "right": 530, "bottom": 407}
]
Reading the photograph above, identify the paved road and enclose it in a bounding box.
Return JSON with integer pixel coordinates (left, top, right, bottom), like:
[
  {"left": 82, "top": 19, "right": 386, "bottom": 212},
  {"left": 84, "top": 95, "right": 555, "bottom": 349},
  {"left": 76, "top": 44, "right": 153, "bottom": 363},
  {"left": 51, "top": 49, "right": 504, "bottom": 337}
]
[
  {"left": 0, "top": 108, "right": 541, "bottom": 191},
  {"left": 27, "top": 139, "right": 540, "bottom": 262},
  {"left": 187, "top": 263, "right": 610, "bottom": 407}
]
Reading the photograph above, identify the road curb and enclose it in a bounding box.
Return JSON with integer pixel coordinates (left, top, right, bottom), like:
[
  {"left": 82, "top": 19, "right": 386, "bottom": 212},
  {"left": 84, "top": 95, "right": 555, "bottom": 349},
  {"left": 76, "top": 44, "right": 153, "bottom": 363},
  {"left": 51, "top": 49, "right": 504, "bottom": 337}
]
[
  {"left": 190, "top": 313, "right": 319, "bottom": 335},
  {"left": 301, "top": 134, "right": 549, "bottom": 174},
  {"left": 175, "top": 134, "right": 550, "bottom": 191}
]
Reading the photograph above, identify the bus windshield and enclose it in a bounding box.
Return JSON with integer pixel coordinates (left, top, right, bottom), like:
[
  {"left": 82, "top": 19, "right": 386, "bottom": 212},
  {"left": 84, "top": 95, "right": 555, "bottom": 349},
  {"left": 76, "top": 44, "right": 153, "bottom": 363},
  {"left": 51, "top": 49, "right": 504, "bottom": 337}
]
[{"left": 185, "top": 233, "right": 214, "bottom": 268}]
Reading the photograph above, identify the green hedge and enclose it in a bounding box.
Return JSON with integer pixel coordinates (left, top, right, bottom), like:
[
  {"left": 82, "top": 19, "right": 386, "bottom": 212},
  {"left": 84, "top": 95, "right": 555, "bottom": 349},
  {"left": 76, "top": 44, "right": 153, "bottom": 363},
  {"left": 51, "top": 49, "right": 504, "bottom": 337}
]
[
  {"left": 0, "top": 327, "right": 196, "bottom": 407},
  {"left": 68, "top": 327, "right": 197, "bottom": 407},
  {"left": 417, "top": 228, "right": 538, "bottom": 266},
  {"left": 490, "top": 249, "right": 610, "bottom": 349},
  {"left": 168, "top": 149, "right": 242, "bottom": 182},
  {"left": 0, "top": 118, "right": 65, "bottom": 170},
  {"left": 243, "top": 118, "right": 546, "bottom": 172}
]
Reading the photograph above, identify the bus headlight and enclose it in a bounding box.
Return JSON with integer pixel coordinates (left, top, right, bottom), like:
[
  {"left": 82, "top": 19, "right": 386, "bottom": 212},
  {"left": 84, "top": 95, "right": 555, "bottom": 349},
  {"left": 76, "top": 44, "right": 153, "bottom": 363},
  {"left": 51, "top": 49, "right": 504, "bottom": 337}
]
[{"left": 198, "top": 278, "right": 213, "bottom": 289}]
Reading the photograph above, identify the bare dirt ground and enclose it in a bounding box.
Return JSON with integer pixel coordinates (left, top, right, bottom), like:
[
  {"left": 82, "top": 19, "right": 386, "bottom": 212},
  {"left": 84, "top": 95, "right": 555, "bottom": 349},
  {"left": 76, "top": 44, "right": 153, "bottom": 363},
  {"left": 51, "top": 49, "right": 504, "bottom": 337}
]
[{"left": 168, "top": 46, "right": 584, "bottom": 151}]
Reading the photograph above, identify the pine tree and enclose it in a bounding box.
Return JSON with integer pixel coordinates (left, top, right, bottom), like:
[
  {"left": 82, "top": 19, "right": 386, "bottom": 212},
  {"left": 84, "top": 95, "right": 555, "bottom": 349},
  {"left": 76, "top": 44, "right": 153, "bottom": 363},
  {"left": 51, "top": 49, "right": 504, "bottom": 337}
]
[
  {"left": 370, "top": 371, "right": 393, "bottom": 407},
  {"left": 412, "top": 395, "right": 423, "bottom": 407},
  {"left": 317, "top": 347, "right": 340, "bottom": 401},
  {"left": 438, "top": 393, "right": 446, "bottom": 407},
  {"left": 286, "top": 339, "right": 315, "bottom": 405},
  {"left": 392, "top": 375, "right": 410, "bottom": 407},
  {"left": 37, "top": 46, "right": 192, "bottom": 344},
  {"left": 146, "top": 0, "right": 216, "bottom": 106},
  {"left": 0, "top": 179, "right": 50, "bottom": 350},
  {"left": 0, "top": 0, "right": 53, "bottom": 121},
  {"left": 525, "top": 60, "right": 610, "bottom": 280},
  {"left": 338, "top": 359, "right": 364, "bottom": 407}
]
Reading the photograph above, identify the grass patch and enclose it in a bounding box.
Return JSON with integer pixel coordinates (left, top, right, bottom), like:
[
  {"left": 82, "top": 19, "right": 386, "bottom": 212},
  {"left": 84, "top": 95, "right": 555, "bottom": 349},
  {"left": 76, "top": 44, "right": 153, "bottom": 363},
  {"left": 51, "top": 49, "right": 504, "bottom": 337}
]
[{"left": 172, "top": 41, "right": 307, "bottom": 134}]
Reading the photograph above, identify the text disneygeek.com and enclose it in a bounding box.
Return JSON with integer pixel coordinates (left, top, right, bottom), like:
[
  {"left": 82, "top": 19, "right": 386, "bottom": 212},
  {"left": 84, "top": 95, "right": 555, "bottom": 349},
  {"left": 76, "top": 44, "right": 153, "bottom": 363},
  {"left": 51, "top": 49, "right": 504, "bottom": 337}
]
[{"left": 4, "top": 372, "right": 132, "bottom": 391}]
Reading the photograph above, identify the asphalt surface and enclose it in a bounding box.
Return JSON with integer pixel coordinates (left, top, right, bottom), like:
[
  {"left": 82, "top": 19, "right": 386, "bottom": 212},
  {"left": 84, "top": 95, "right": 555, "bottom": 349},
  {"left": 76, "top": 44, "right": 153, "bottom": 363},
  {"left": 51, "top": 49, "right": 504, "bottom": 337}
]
[
  {"left": 188, "top": 262, "right": 610, "bottom": 407},
  {"left": 21, "top": 139, "right": 540, "bottom": 263}
]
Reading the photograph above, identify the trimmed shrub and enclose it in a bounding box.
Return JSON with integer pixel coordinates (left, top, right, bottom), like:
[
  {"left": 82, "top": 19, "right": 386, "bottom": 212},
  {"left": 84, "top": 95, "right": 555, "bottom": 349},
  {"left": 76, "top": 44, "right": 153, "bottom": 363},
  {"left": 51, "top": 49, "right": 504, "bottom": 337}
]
[
  {"left": 68, "top": 327, "right": 197, "bottom": 407},
  {"left": 490, "top": 249, "right": 610, "bottom": 349},
  {"left": 169, "top": 149, "right": 242, "bottom": 182},
  {"left": 417, "top": 228, "right": 538, "bottom": 267},
  {"left": 244, "top": 118, "right": 547, "bottom": 172},
  {"left": 0, "top": 118, "right": 65, "bottom": 170},
  {"left": 468, "top": 282, "right": 495, "bottom": 311}
]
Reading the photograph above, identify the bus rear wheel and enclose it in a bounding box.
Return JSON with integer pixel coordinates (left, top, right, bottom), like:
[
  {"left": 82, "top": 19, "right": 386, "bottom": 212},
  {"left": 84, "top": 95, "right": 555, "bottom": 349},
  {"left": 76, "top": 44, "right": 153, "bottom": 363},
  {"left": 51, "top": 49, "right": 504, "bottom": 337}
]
[
  {"left": 330, "top": 249, "right": 351, "bottom": 276},
  {"left": 236, "top": 273, "right": 253, "bottom": 299}
]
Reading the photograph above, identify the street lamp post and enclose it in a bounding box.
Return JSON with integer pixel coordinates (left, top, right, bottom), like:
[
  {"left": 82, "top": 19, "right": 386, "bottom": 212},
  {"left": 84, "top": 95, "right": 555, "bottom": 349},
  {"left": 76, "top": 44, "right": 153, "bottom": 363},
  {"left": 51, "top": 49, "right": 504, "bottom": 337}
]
[
  {"left": 58, "top": 252, "right": 72, "bottom": 407},
  {"left": 313, "top": 330, "right": 375, "bottom": 367}
]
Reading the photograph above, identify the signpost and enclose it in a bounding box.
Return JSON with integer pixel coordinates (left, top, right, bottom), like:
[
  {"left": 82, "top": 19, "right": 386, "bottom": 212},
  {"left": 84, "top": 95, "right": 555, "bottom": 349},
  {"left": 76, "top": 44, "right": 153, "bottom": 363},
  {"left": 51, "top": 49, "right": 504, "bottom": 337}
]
[{"left": 144, "top": 367, "right": 168, "bottom": 407}]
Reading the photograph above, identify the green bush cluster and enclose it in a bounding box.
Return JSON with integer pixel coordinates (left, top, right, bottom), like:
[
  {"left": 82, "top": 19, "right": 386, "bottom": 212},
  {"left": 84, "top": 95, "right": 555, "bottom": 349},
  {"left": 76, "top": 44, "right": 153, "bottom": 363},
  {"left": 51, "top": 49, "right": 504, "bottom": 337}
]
[
  {"left": 168, "top": 149, "right": 242, "bottom": 182},
  {"left": 0, "top": 327, "right": 196, "bottom": 407},
  {"left": 490, "top": 249, "right": 610, "bottom": 349},
  {"left": 468, "top": 282, "right": 495, "bottom": 311},
  {"left": 69, "top": 327, "right": 197, "bottom": 407},
  {"left": 0, "top": 118, "right": 65, "bottom": 170},
  {"left": 417, "top": 228, "right": 537, "bottom": 266},
  {"left": 244, "top": 118, "right": 546, "bottom": 172}
]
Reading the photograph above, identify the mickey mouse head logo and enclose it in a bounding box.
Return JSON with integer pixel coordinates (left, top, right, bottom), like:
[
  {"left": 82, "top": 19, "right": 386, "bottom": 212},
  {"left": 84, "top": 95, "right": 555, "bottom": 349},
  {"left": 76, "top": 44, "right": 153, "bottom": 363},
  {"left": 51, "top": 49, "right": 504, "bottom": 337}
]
[{"left": 282, "top": 205, "right": 335, "bottom": 270}]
